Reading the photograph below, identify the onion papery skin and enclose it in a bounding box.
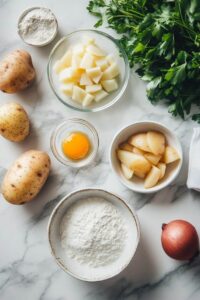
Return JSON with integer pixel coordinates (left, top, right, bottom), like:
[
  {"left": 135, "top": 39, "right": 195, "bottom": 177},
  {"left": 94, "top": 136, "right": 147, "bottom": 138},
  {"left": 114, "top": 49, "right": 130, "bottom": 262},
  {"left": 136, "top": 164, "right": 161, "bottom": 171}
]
[{"left": 161, "top": 220, "right": 199, "bottom": 261}]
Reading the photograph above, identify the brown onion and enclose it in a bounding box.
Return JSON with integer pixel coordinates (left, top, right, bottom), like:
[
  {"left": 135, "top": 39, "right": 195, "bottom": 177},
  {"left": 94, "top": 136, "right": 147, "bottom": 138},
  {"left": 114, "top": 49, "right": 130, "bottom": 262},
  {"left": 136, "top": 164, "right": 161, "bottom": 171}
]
[{"left": 161, "top": 220, "right": 199, "bottom": 260}]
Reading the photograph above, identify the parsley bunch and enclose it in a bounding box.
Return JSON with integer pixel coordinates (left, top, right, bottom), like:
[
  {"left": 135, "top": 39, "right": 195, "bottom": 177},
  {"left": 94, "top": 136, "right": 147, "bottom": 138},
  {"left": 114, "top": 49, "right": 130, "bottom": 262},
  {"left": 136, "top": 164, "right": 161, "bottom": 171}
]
[{"left": 87, "top": 0, "right": 200, "bottom": 122}]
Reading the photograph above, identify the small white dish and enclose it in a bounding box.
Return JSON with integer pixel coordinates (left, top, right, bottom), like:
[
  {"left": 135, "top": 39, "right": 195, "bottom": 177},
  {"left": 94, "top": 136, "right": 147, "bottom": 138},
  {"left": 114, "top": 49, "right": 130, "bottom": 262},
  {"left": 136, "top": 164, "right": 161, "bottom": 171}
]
[
  {"left": 48, "top": 189, "right": 140, "bottom": 282},
  {"left": 110, "top": 121, "right": 183, "bottom": 194},
  {"left": 18, "top": 7, "right": 58, "bottom": 47}
]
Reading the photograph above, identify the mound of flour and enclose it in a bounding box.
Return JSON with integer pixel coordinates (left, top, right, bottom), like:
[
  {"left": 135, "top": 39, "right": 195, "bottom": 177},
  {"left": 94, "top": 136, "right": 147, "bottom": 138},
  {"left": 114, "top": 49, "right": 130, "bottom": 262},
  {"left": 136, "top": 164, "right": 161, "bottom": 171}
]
[{"left": 60, "top": 197, "right": 127, "bottom": 267}]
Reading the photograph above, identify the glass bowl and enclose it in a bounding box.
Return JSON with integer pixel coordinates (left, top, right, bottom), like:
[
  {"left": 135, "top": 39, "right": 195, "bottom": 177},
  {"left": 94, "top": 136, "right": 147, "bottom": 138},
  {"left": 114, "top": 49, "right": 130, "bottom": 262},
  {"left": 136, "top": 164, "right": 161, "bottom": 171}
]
[
  {"left": 47, "top": 29, "right": 129, "bottom": 112},
  {"left": 50, "top": 118, "right": 99, "bottom": 168}
]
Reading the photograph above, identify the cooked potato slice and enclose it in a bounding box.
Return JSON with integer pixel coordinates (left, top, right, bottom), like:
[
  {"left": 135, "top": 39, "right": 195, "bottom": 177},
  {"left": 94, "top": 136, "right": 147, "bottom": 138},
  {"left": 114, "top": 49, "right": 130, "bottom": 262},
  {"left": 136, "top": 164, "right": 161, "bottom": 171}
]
[
  {"left": 86, "top": 84, "right": 102, "bottom": 93},
  {"left": 101, "top": 63, "right": 120, "bottom": 80},
  {"left": 117, "top": 150, "right": 151, "bottom": 173},
  {"left": 119, "top": 142, "right": 134, "bottom": 152},
  {"left": 94, "top": 90, "right": 108, "bottom": 102},
  {"left": 163, "top": 146, "right": 180, "bottom": 164},
  {"left": 134, "top": 170, "right": 146, "bottom": 179},
  {"left": 144, "top": 153, "right": 161, "bottom": 165},
  {"left": 157, "top": 162, "right": 166, "bottom": 179},
  {"left": 147, "top": 131, "right": 165, "bottom": 155},
  {"left": 144, "top": 166, "right": 161, "bottom": 188},
  {"left": 128, "top": 133, "right": 150, "bottom": 152},
  {"left": 121, "top": 163, "right": 134, "bottom": 180},
  {"left": 101, "top": 79, "right": 118, "bottom": 92},
  {"left": 54, "top": 50, "right": 72, "bottom": 73},
  {"left": 132, "top": 147, "right": 145, "bottom": 155}
]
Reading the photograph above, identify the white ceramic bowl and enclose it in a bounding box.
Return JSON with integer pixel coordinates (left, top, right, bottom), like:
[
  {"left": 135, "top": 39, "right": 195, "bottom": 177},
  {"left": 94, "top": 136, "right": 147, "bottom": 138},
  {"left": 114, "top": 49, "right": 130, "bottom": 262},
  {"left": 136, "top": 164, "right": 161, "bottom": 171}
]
[
  {"left": 48, "top": 189, "right": 140, "bottom": 282},
  {"left": 18, "top": 7, "right": 58, "bottom": 47},
  {"left": 110, "top": 121, "right": 183, "bottom": 194}
]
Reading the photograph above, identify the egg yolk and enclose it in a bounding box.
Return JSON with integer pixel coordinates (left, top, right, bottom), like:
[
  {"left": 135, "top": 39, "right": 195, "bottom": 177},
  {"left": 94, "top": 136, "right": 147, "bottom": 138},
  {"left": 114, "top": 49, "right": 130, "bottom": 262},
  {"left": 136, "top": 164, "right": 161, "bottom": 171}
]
[{"left": 62, "top": 132, "right": 90, "bottom": 160}]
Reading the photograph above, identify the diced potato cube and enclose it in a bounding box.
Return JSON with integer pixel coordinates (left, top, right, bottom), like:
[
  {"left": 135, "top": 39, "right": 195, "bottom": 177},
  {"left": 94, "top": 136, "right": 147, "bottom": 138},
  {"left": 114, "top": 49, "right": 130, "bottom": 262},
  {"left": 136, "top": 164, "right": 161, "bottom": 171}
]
[
  {"left": 144, "top": 153, "right": 161, "bottom": 165},
  {"left": 144, "top": 166, "right": 161, "bottom": 189},
  {"left": 121, "top": 163, "right": 134, "bottom": 180},
  {"left": 80, "top": 53, "right": 94, "bottom": 69},
  {"left": 86, "top": 44, "right": 105, "bottom": 57},
  {"left": 147, "top": 131, "right": 165, "bottom": 155},
  {"left": 96, "top": 58, "right": 109, "bottom": 71},
  {"left": 82, "top": 93, "right": 94, "bottom": 107},
  {"left": 157, "top": 162, "right": 166, "bottom": 179},
  {"left": 119, "top": 143, "right": 134, "bottom": 152},
  {"left": 128, "top": 133, "right": 150, "bottom": 152},
  {"left": 80, "top": 73, "right": 93, "bottom": 86},
  {"left": 72, "top": 85, "right": 87, "bottom": 103},
  {"left": 163, "top": 146, "right": 180, "bottom": 164},
  {"left": 54, "top": 50, "right": 72, "bottom": 74},
  {"left": 106, "top": 54, "right": 116, "bottom": 65},
  {"left": 73, "top": 43, "right": 85, "bottom": 56},
  {"left": 101, "top": 63, "right": 120, "bottom": 80},
  {"left": 92, "top": 73, "right": 103, "bottom": 84},
  {"left": 82, "top": 35, "right": 95, "bottom": 46},
  {"left": 71, "top": 53, "right": 82, "bottom": 68},
  {"left": 94, "top": 90, "right": 108, "bottom": 102},
  {"left": 61, "top": 83, "right": 74, "bottom": 96},
  {"left": 86, "top": 67, "right": 102, "bottom": 80},
  {"left": 59, "top": 67, "right": 78, "bottom": 83},
  {"left": 86, "top": 84, "right": 102, "bottom": 93},
  {"left": 101, "top": 79, "right": 118, "bottom": 92}
]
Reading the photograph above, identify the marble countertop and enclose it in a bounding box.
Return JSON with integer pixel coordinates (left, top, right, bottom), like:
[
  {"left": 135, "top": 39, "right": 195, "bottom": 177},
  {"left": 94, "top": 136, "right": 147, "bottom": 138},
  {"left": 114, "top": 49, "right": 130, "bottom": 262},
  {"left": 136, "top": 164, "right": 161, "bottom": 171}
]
[{"left": 0, "top": 0, "right": 200, "bottom": 299}]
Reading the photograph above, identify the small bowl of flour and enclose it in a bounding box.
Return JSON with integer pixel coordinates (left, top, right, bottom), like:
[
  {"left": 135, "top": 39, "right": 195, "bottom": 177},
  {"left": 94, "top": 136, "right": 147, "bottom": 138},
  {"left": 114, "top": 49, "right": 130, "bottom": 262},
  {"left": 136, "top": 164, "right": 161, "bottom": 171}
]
[
  {"left": 18, "top": 7, "right": 58, "bottom": 47},
  {"left": 48, "top": 189, "right": 140, "bottom": 281}
]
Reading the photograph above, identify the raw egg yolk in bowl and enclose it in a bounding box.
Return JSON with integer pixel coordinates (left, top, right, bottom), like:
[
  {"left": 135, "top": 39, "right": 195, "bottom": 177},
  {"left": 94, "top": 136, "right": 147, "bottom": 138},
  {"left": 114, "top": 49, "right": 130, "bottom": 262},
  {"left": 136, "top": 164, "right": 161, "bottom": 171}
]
[{"left": 62, "top": 132, "right": 91, "bottom": 160}]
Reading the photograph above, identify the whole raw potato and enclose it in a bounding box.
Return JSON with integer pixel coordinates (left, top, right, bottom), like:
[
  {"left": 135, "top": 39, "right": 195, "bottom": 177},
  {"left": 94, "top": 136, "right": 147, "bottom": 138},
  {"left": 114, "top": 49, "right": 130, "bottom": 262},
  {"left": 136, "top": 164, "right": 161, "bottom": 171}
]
[
  {"left": 0, "top": 102, "right": 30, "bottom": 142},
  {"left": 1, "top": 150, "right": 51, "bottom": 205},
  {"left": 0, "top": 50, "right": 36, "bottom": 93}
]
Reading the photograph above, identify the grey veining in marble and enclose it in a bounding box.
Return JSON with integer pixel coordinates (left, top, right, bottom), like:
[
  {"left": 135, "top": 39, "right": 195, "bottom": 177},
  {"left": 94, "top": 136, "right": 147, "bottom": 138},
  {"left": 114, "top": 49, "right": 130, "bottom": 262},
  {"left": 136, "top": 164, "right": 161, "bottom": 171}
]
[{"left": 0, "top": 1, "right": 200, "bottom": 300}]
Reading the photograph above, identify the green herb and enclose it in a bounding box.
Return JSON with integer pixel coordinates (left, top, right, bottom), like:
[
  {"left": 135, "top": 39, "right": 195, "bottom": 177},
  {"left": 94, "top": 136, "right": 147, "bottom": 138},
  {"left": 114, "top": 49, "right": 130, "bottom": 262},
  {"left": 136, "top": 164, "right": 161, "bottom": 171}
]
[{"left": 87, "top": 0, "right": 200, "bottom": 121}]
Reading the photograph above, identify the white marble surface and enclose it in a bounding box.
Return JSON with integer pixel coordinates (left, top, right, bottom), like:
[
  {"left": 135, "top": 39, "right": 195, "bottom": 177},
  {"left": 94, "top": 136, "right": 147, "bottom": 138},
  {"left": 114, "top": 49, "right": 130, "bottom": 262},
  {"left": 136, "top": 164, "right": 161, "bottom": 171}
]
[{"left": 0, "top": 1, "right": 200, "bottom": 299}]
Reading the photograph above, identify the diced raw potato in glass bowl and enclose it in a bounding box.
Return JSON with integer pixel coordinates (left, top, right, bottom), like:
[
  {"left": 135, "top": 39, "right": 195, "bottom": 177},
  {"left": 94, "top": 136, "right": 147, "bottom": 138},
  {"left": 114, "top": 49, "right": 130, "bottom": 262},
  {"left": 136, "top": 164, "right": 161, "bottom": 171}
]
[{"left": 48, "top": 30, "right": 129, "bottom": 112}]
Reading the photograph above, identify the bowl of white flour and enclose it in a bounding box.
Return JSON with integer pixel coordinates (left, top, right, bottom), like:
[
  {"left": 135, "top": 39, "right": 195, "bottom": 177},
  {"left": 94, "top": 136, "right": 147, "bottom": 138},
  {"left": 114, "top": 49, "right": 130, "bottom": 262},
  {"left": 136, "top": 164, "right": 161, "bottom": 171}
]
[
  {"left": 48, "top": 189, "right": 140, "bottom": 281},
  {"left": 18, "top": 7, "right": 58, "bottom": 47}
]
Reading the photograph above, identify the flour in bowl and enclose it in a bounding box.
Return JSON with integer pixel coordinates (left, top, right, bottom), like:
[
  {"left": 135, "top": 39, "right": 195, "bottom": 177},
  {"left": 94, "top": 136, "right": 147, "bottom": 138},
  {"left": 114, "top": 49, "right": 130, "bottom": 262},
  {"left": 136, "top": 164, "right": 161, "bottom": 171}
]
[{"left": 60, "top": 197, "right": 127, "bottom": 267}]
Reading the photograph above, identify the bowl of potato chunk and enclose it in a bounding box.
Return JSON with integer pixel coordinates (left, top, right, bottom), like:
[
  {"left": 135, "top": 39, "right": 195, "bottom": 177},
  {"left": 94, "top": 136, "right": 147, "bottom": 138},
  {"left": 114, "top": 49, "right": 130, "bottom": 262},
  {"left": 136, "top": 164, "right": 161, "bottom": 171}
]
[
  {"left": 47, "top": 29, "right": 129, "bottom": 112},
  {"left": 110, "top": 121, "right": 183, "bottom": 193}
]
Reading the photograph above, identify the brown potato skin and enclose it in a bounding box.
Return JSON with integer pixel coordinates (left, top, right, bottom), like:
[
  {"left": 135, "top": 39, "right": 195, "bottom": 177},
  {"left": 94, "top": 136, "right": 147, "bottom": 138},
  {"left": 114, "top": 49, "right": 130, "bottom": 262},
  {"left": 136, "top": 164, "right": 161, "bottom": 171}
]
[
  {"left": 1, "top": 150, "right": 51, "bottom": 205},
  {"left": 0, "top": 102, "right": 30, "bottom": 142},
  {"left": 0, "top": 50, "right": 36, "bottom": 93}
]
